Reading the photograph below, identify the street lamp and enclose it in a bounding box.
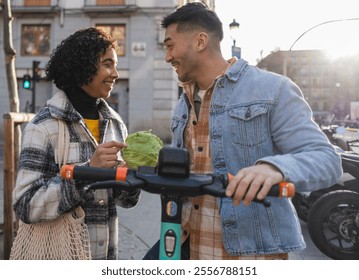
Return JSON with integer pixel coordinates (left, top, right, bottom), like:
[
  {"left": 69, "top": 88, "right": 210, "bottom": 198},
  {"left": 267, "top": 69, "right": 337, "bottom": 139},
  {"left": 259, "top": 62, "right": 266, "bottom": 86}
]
[{"left": 229, "top": 19, "right": 241, "bottom": 58}]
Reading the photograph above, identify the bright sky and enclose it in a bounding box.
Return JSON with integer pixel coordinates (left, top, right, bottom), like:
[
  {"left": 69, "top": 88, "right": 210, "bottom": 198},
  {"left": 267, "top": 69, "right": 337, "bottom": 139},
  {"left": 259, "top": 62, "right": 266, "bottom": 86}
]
[{"left": 215, "top": 0, "right": 359, "bottom": 65}]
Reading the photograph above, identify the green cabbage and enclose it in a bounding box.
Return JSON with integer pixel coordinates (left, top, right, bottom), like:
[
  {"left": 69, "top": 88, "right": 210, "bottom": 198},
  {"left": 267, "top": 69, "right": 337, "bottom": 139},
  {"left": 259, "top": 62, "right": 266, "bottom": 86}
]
[{"left": 122, "top": 130, "right": 164, "bottom": 169}]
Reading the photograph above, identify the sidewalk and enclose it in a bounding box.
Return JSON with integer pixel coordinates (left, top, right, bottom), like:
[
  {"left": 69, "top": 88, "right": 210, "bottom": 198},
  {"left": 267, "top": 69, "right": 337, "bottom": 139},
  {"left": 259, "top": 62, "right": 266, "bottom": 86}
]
[{"left": 117, "top": 191, "right": 161, "bottom": 260}]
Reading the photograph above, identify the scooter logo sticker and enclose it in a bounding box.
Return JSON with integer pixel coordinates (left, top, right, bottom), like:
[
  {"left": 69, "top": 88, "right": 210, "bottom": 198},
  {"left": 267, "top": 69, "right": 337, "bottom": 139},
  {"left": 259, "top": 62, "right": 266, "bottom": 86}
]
[{"left": 164, "top": 229, "right": 177, "bottom": 257}]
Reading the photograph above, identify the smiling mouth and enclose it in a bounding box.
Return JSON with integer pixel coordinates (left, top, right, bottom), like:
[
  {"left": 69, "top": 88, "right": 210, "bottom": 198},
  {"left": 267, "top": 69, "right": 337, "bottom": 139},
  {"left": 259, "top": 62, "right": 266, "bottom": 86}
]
[
  {"left": 104, "top": 81, "right": 114, "bottom": 87},
  {"left": 171, "top": 63, "right": 179, "bottom": 71}
]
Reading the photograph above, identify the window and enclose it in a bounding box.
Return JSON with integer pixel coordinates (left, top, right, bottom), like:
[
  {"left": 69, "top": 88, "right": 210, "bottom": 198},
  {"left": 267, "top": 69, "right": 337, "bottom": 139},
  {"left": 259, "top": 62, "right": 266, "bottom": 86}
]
[
  {"left": 312, "top": 78, "right": 318, "bottom": 87},
  {"left": 21, "top": 25, "right": 50, "bottom": 56},
  {"left": 301, "top": 78, "right": 308, "bottom": 88},
  {"left": 96, "top": 24, "right": 126, "bottom": 57},
  {"left": 300, "top": 67, "right": 308, "bottom": 76}
]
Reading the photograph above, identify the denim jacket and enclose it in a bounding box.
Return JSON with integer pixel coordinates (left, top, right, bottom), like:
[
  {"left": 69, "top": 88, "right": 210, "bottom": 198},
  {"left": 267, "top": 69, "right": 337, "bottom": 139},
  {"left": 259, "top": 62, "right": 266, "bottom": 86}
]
[{"left": 170, "top": 58, "right": 342, "bottom": 255}]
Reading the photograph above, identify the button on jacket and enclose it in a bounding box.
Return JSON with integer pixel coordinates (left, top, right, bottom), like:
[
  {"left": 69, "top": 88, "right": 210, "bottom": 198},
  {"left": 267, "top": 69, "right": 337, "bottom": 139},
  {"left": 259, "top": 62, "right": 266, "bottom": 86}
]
[{"left": 170, "top": 58, "right": 342, "bottom": 255}]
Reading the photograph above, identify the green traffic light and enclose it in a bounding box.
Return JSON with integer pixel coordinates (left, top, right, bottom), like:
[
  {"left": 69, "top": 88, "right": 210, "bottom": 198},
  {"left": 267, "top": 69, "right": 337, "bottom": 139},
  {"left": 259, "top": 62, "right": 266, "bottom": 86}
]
[
  {"left": 22, "top": 74, "right": 31, "bottom": 89},
  {"left": 23, "top": 80, "right": 31, "bottom": 89}
]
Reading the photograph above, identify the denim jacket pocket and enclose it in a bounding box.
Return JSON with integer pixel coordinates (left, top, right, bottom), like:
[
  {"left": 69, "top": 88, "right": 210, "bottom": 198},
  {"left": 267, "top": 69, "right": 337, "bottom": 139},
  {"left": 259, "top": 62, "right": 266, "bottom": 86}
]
[
  {"left": 229, "top": 104, "right": 269, "bottom": 147},
  {"left": 170, "top": 117, "right": 180, "bottom": 132},
  {"left": 170, "top": 116, "right": 187, "bottom": 148}
]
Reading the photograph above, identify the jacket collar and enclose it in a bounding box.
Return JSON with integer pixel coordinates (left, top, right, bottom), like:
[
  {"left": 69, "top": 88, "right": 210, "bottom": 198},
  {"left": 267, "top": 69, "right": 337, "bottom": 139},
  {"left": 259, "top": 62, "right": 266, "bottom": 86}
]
[
  {"left": 47, "top": 91, "right": 116, "bottom": 122},
  {"left": 180, "top": 57, "right": 242, "bottom": 95},
  {"left": 224, "top": 57, "right": 249, "bottom": 82}
]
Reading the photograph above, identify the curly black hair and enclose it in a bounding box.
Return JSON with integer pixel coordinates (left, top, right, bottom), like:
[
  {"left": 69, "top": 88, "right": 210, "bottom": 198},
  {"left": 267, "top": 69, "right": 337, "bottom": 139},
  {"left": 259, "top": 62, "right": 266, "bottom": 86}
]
[{"left": 45, "top": 27, "right": 118, "bottom": 91}]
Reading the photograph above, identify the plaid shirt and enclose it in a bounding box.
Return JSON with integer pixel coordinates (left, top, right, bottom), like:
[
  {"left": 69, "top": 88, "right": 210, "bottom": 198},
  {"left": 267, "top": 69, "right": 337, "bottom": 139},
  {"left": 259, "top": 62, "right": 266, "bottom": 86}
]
[{"left": 181, "top": 58, "right": 288, "bottom": 260}]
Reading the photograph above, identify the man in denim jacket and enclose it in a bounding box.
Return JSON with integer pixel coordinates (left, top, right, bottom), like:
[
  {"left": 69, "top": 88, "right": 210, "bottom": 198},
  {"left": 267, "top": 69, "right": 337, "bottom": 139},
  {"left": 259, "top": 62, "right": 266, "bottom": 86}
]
[{"left": 159, "top": 2, "right": 342, "bottom": 259}]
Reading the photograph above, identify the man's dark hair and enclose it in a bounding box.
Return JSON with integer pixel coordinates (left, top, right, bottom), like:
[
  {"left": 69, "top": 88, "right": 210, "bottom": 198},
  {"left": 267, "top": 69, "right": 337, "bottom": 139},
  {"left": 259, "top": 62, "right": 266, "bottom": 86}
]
[
  {"left": 161, "top": 2, "right": 223, "bottom": 41},
  {"left": 45, "top": 27, "right": 118, "bottom": 91}
]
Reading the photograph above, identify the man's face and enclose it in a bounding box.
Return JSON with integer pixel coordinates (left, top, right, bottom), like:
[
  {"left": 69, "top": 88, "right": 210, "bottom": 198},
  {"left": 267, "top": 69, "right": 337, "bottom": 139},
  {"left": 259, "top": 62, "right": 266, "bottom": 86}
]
[
  {"left": 163, "top": 24, "right": 199, "bottom": 83},
  {"left": 81, "top": 48, "right": 119, "bottom": 99}
]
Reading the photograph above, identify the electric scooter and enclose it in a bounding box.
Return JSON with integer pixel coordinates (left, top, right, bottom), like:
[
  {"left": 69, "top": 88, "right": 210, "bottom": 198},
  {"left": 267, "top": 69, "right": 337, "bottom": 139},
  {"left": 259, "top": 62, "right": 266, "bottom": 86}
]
[{"left": 61, "top": 146, "right": 295, "bottom": 260}]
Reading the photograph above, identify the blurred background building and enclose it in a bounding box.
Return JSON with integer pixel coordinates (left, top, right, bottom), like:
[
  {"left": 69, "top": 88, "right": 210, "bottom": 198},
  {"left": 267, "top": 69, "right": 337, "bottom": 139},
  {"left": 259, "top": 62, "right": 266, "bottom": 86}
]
[
  {"left": 0, "top": 0, "right": 214, "bottom": 144},
  {"left": 1, "top": 0, "right": 359, "bottom": 147},
  {"left": 257, "top": 50, "right": 359, "bottom": 127}
]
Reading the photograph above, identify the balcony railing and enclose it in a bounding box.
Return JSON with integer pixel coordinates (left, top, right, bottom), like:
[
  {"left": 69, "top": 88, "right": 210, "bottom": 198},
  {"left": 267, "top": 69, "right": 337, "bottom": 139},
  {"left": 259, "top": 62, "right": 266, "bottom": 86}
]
[
  {"left": 83, "top": 0, "right": 137, "bottom": 15},
  {"left": 10, "top": 0, "right": 136, "bottom": 8},
  {"left": 85, "top": 0, "right": 136, "bottom": 6},
  {"left": 24, "top": 0, "right": 51, "bottom": 6},
  {"left": 96, "top": 0, "right": 125, "bottom": 5},
  {"left": 10, "top": 0, "right": 58, "bottom": 14}
]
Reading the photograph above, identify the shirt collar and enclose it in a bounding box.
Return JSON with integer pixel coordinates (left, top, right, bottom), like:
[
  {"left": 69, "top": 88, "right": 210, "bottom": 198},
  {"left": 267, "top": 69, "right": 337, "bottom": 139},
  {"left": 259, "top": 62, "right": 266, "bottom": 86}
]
[{"left": 181, "top": 57, "right": 238, "bottom": 97}]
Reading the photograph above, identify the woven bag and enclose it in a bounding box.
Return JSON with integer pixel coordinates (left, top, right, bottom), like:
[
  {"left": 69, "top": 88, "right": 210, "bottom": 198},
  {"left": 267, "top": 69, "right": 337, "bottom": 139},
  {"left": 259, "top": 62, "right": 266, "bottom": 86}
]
[{"left": 10, "top": 120, "right": 91, "bottom": 260}]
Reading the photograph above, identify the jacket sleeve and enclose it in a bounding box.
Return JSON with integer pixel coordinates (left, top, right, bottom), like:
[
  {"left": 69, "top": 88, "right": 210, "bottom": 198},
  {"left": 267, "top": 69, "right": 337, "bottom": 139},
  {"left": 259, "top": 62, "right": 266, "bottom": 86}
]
[
  {"left": 258, "top": 78, "right": 343, "bottom": 192},
  {"left": 13, "top": 120, "right": 84, "bottom": 223}
]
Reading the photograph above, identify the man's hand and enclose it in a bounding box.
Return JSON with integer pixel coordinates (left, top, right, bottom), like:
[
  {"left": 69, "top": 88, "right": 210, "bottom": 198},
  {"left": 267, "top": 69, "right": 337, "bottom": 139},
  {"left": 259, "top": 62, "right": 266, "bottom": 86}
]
[
  {"left": 225, "top": 163, "right": 283, "bottom": 206},
  {"left": 89, "top": 141, "right": 128, "bottom": 168}
]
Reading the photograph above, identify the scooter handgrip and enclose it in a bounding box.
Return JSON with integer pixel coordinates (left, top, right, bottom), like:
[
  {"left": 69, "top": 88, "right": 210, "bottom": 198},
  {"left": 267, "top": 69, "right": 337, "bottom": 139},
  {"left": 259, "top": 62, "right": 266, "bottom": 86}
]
[
  {"left": 226, "top": 173, "right": 295, "bottom": 198},
  {"left": 268, "top": 182, "right": 295, "bottom": 198},
  {"left": 61, "top": 165, "right": 128, "bottom": 182}
]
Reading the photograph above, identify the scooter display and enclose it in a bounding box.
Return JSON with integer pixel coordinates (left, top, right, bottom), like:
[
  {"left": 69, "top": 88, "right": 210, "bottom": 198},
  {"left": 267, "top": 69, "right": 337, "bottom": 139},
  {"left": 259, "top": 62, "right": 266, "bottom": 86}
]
[
  {"left": 307, "top": 152, "right": 359, "bottom": 260},
  {"left": 61, "top": 146, "right": 295, "bottom": 260}
]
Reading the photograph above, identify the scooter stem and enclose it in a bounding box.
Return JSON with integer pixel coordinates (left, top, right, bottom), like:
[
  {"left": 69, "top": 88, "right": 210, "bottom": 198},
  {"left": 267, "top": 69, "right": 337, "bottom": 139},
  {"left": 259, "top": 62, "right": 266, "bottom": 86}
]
[{"left": 159, "top": 195, "right": 183, "bottom": 260}]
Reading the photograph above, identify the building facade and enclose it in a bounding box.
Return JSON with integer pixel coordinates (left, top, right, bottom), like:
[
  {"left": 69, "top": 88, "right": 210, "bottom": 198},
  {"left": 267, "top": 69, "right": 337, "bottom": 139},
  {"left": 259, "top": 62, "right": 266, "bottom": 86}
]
[
  {"left": 257, "top": 50, "right": 359, "bottom": 126},
  {"left": 0, "top": 0, "right": 214, "bottom": 143}
]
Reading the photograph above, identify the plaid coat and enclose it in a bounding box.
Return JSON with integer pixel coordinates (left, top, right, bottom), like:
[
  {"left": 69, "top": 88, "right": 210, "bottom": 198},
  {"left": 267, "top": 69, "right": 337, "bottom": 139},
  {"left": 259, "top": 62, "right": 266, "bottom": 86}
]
[{"left": 13, "top": 91, "right": 140, "bottom": 259}]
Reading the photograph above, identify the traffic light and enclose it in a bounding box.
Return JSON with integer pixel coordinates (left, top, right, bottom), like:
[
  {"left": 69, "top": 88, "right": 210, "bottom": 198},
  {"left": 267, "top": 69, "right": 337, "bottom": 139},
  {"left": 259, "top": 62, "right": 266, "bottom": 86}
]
[{"left": 23, "top": 74, "right": 31, "bottom": 89}]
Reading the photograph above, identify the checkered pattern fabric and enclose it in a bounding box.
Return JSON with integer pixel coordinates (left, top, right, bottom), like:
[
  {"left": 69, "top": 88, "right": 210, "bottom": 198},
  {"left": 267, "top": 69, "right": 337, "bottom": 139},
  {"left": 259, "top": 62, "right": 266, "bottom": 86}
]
[{"left": 13, "top": 91, "right": 140, "bottom": 259}]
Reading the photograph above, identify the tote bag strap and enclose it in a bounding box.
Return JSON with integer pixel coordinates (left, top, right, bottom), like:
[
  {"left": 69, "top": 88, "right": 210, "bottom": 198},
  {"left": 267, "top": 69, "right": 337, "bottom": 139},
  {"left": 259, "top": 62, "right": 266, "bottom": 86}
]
[{"left": 57, "top": 119, "right": 70, "bottom": 169}]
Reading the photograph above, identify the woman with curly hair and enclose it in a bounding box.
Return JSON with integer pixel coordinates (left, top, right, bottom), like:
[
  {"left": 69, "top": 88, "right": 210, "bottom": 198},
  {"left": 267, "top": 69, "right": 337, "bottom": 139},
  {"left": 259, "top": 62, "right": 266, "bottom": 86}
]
[{"left": 12, "top": 27, "right": 140, "bottom": 260}]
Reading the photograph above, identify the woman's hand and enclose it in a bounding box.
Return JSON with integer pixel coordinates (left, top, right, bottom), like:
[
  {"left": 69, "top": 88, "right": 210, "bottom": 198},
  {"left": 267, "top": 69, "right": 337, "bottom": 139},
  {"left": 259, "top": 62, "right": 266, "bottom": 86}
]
[{"left": 89, "top": 141, "right": 127, "bottom": 168}]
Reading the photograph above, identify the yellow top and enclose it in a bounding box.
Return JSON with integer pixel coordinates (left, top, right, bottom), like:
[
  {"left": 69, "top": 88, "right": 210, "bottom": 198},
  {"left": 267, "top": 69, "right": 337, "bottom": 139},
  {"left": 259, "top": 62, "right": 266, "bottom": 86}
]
[{"left": 84, "top": 118, "right": 100, "bottom": 142}]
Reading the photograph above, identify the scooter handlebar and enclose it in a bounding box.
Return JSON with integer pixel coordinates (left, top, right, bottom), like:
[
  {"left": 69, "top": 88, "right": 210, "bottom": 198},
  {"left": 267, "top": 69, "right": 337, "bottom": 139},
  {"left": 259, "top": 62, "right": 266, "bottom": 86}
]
[{"left": 61, "top": 165, "right": 295, "bottom": 200}]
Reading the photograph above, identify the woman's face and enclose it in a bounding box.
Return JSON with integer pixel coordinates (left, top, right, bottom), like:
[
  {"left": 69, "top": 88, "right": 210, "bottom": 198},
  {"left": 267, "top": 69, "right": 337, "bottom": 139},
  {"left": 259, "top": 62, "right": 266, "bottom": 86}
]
[{"left": 81, "top": 48, "right": 119, "bottom": 99}]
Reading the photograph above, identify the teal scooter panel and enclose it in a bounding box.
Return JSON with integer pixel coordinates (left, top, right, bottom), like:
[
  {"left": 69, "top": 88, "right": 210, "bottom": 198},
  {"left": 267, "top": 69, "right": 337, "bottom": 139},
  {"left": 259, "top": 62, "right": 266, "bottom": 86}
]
[{"left": 160, "top": 222, "right": 181, "bottom": 260}]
